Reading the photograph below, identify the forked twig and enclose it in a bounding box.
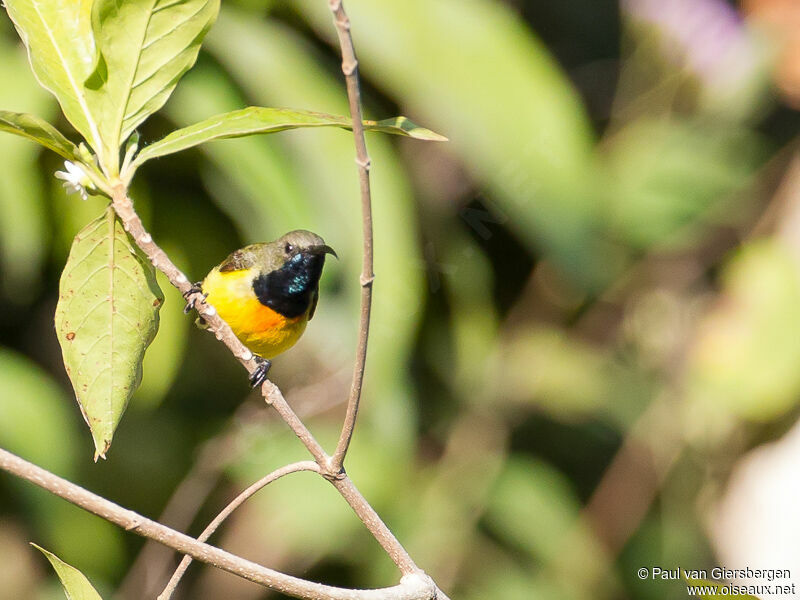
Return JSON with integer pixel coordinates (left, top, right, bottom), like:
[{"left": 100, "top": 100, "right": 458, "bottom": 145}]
[
  {"left": 122, "top": 374, "right": 349, "bottom": 599},
  {"left": 110, "top": 184, "right": 423, "bottom": 578}
]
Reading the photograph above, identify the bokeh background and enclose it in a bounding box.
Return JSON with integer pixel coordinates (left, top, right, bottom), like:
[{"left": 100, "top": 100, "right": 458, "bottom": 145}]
[{"left": 2, "top": 0, "right": 800, "bottom": 598}]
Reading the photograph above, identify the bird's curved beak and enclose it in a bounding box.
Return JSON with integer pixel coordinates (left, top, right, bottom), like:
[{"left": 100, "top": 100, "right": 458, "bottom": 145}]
[{"left": 308, "top": 244, "right": 338, "bottom": 259}]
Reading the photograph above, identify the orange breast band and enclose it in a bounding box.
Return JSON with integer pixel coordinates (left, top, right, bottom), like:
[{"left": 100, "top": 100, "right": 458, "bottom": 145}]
[{"left": 203, "top": 268, "right": 308, "bottom": 359}]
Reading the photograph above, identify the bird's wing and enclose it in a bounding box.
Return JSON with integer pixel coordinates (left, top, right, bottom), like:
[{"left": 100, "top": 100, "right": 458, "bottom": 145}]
[
  {"left": 218, "top": 248, "right": 257, "bottom": 272},
  {"left": 308, "top": 288, "right": 319, "bottom": 320}
]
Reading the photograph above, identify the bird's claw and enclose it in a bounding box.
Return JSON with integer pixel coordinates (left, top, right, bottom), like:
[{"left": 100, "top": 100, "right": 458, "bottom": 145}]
[
  {"left": 182, "top": 283, "right": 207, "bottom": 314},
  {"left": 249, "top": 357, "right": 272, "bottom": 388}
]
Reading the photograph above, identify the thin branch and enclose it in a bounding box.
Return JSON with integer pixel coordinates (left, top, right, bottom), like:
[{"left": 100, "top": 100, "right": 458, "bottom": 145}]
[
  {"left": 118, "top": 404, "right": 254, "bottom": 599},
  {"left": 117, "top": 459, "right": 219, "bottom": 599},
  {"left": 158, "top": 461, "right": 320, "bottom": 600},
  {"left": 328, "top": 0, "right": 375, "bottom": 474},
  {"left": 330, "top": 476, "right": 416, "bottom": 569},
  {"left": 0, "top": 447, "right": 435, "bottom": 600},
  {"left": 264, "top": 381, "right": 421, "bottom": 576},
  {"left": 110, "top": 185, "right": 259, "bottom": 372}
]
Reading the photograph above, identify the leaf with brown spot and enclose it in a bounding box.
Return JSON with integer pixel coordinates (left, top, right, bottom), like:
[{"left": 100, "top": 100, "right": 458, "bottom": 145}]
[{"left": 55, "top": 207, "right": 162, "bottom": 459}]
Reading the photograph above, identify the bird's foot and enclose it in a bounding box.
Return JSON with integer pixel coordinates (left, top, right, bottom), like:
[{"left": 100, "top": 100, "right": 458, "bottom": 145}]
[
  {"left": 249, "top": 357, "right": 272, "bottom": 388},
  {"left": 182, "top": 283, "right": 207, "bottom": 314}
]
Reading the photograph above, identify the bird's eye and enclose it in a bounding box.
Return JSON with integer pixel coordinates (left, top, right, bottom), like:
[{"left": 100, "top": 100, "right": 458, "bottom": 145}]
[{"left": 284, "top": 243, "right": 294, "bottom": 255}]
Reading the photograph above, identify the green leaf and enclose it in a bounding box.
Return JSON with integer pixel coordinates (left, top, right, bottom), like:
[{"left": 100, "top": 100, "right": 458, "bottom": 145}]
[
  {"left": 3, "top": 0, "right": 106, "bottom": 161},
  {"left": 0, "top": 110, "right": 79, "bottom": 160},
  {"left": 31, "top": 544, "right": 104, "bottom": 600},
  {"left": 129, "top": 107, "right": 446, "bottom": 172},
  {"left": 55, "top": 207, "right": 163, "bottom": 459},
  {"left": 89, "top": 0, "right": 221, "bottom": 157}
]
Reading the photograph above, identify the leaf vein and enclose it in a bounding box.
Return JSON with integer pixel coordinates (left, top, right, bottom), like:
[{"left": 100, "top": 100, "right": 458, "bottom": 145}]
[
  {"left": 141, "top": 0, "right": 209, "bottom": 51},
  {"left": 71, "top": 296, "right": 111, "bottom": 332},
  {"left": 152, "top": 0, "right": 185, "bottom": 14},
  {"left": 76, "top": 333, "right": 111, "bottom": 372}
]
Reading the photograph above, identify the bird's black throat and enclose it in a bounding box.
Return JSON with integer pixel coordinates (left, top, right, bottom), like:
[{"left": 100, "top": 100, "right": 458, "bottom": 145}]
[{"left": 252, "top": 253, "right": 325, "bottom": 318}]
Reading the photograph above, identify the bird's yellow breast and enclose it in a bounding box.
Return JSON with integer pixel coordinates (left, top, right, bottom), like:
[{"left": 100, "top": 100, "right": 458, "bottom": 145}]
[{"left": 202, "top": 268, "right": 308, "bottom": 359}]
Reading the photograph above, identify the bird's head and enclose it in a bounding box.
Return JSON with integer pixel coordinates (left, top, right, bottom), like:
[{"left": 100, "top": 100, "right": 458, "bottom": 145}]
[
  {"left": 246, "top": 230, "right": 336, "bottom": 317},
  {"left": 273, "top": 230, "right": 338, "bottom": 264}
]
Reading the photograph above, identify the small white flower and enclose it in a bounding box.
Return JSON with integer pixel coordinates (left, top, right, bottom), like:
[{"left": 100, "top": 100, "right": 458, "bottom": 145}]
[{"left": 54, "top": 161, "right": 94, "bottom": 201}]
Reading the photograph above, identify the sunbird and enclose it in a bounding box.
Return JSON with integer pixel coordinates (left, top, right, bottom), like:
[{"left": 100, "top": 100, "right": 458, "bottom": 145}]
[{"left": 185, "top": 230, "right": 337, "bottom": 386}]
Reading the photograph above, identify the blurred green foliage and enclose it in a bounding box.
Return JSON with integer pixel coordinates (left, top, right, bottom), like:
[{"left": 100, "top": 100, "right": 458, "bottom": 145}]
[{"left": 1, "top": 1, "right": 799, "bottom": 599}]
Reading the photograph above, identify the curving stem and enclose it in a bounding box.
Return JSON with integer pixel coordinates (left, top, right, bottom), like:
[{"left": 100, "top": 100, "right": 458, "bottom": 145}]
[
  {"left": 328, "top": 0, "right": 374, "bottom": 476},
  {"left": 158, "top": 461, "right": 320, "bottom": 600}
]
